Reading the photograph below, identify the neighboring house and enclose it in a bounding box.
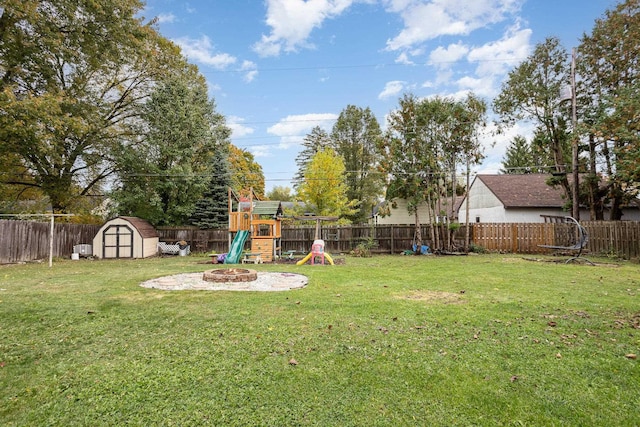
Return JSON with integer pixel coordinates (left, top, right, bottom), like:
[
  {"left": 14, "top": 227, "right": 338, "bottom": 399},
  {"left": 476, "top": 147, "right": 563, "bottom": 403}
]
[
  {"left": 458, "top": 174, "right": 640, "bottom": 223},
  {"left": 372, "top": 196, "right": 464, "bottom": 225}
]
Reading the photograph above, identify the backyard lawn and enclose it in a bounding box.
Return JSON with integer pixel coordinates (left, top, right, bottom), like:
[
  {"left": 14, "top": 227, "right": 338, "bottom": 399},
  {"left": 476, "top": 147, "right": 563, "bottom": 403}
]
[{"left": 1, "top": 254, "right": 638, "bottom": 426}]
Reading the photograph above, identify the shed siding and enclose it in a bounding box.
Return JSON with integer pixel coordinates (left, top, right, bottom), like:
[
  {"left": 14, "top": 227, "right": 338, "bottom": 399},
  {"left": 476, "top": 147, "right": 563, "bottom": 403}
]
[{"left": 93, "top": 217, "right": 158, "bottom": 258}]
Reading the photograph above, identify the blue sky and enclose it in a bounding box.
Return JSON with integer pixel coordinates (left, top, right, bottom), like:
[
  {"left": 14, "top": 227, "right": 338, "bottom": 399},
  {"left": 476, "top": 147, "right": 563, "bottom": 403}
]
[{"left": 142, "top": 0, "right": 618, "bottom": 192}]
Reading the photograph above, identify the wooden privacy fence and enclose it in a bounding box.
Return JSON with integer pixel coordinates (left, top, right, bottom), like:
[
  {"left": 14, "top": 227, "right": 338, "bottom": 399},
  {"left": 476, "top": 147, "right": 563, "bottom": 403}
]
[
  {"left": 0, "top": 220, "right": 99, "bottom": 264},
  {"left": 2, "top": 220, "right": 639, "bottom": 263},
  {"left": 472, "top": 221, "right": 640, "bottom": 259}
]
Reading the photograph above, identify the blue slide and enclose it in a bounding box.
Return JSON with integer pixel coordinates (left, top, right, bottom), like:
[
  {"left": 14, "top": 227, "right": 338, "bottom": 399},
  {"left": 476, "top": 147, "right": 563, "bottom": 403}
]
[{"left": 224, "top": 230, "right": 249, "bottom": 264}]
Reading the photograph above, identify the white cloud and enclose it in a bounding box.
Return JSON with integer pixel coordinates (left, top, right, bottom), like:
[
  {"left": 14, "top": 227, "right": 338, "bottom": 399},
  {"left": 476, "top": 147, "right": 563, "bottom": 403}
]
[
  {"left": 240, "top": 61, "right": 259, "bottom": 83},
  {"left": 267, "top": 113, "right": 338, "bottom": 148},
  {"left": 468, "top": 24, "right": 531, "bottom": 78},
  {"left": 478, "top": 120, "right": 536, "bottom": 172},
  {"left": 228, "top": 116, "right": 255, "bottom": 138},
  {"left": 454, "top": 75, "right": 496, "bottom": 98},
  {"left": 378, "top": 80, "right": 406, "bottom": 100},
  {"left": 385, "top": 0, "right": 523, "bottom": 51},
  {"left": 429, "top": 42, "right": 469, "bottom": 68},
  {"left": 157, "top": 13, "right": 176, "bottom": 24},
  {"left": 395, "top": 52, "right": 415, "bottom": 65},
  {"left": 253, "top": 0, "right": 356, "bottom": 57},
  {"left": 247, "top": 145, "right": 273, "bottom": 158},
  {"left": 173, "top": 35, "right": 237, "bottom": 69}
]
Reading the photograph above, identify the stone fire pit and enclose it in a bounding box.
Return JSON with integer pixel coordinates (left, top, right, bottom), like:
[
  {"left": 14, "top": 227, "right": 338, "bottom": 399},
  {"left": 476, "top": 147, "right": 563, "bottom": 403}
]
[
  {"left": 140, "top": 271, "right": 308, "bottom": 291},
  {"left": 202, "top": 268, "right": 258, "bottom": 283}
]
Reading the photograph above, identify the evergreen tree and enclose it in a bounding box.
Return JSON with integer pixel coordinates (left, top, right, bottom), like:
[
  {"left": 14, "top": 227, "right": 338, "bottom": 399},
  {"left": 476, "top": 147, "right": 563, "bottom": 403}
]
[
  {"left": 293, "top": 126, "right": 332, "bottom": 191},
  {"left": 190, "top": 145, "right": 232, "bottom": 229},
  {"left": 112, "top": 73, "right": 229, "bottom": 225},
  {"left": 501, "top": 136, "right": 534, "bottom": 174}
]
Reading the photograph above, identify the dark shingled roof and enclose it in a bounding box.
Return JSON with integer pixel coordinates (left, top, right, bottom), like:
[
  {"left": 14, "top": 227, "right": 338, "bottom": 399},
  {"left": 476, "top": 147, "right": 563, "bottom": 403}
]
[
  {"left": 117, "top": 216, "right": 158, "bottom": 238},
  {"left": 476, "top": 174, "right": 566, "bottom": 208}
]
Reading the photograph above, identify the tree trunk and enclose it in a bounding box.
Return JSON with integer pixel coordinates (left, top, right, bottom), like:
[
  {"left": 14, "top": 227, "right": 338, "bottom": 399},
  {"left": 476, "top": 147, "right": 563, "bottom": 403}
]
[
  {"left": 464, "top": 157, "right": 471, "bottom": 252},
  {"left": 414, "top": 209, "right": 422, "bottom": 254}
]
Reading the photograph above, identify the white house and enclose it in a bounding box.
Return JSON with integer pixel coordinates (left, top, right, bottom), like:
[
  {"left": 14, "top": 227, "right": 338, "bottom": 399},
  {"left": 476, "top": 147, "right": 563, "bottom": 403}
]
[
  {"left": 458, "top": 174, "right": 640, "bottom": 223},
  {"left": 372, "top": 196, "right": 463, "bottom": 225}
]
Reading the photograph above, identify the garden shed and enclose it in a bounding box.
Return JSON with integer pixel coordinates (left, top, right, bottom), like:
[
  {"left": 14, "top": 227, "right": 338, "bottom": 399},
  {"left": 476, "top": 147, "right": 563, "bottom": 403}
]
[{"left": 93, "top": 216, "right": 159, "bottom": 259}]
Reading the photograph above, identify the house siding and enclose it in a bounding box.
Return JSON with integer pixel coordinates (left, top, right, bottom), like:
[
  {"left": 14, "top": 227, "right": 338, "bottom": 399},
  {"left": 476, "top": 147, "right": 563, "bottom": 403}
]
[{"left": 373, "top": 198, "right": 457, "bottom": 225}]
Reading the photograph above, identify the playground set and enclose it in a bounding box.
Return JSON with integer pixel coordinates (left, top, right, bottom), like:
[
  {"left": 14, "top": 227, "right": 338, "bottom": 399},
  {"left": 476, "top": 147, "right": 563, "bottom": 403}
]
[
  {"left": 223, "top": 189, "right": 335, "bottom": 265},
  {"left": 225, "top": 188, "right": 283, "bottom": 264}
]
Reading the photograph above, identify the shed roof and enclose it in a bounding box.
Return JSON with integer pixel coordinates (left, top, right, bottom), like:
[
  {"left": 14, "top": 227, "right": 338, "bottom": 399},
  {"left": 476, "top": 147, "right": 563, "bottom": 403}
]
[
  {"left": 114, "top": 216, "right": 158, "bottom": 238},
  {"left": 476, "top": 174, "right": 566, "bottom": 208}
]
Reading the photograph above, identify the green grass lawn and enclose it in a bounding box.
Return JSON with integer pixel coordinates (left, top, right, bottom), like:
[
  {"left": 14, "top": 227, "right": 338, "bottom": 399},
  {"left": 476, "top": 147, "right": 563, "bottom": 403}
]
[{"left": 1, "top": 254, "right": 639, "bottom": 426}]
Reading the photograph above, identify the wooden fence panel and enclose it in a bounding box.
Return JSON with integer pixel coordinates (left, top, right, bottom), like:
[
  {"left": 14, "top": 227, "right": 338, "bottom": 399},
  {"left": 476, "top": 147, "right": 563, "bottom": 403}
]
[
  {"left": 3, "top": 220, "right": 639, "bottom": 263},
  {"left": 582, "top": 221, "right": 640, "bottom": 259},
  {"left": 0, "top": 220, "right": 99, "bottom": 263}
]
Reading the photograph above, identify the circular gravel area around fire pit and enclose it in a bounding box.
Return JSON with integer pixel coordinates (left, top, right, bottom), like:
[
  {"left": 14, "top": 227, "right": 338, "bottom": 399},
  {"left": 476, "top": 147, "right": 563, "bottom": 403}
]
[{"left": 140, "top": 271, "right": 308, "bottom": 292}]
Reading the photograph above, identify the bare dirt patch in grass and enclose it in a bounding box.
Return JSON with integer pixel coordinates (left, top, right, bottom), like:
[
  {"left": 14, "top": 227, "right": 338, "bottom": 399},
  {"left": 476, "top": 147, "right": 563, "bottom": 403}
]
[{"left": 397, "top": 290, "right": 465, "bottom": 304}]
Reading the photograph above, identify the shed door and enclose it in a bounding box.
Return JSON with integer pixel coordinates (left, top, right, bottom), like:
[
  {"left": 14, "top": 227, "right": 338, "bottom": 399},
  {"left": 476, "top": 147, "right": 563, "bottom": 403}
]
[{"left": 102, "top": 225, "right": 133, "bottom": 258}]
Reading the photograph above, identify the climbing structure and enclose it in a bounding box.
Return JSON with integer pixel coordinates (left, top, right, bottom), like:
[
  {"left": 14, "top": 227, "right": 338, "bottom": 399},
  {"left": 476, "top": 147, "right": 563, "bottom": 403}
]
[{"left": 227, "top": 188, "right": 282, "bottom": 263}]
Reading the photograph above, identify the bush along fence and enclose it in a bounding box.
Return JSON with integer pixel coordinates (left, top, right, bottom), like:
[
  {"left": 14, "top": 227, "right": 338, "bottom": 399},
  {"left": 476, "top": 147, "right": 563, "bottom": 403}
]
[{"left": 1, "top": 220, "right": 639, "bottom": 264}]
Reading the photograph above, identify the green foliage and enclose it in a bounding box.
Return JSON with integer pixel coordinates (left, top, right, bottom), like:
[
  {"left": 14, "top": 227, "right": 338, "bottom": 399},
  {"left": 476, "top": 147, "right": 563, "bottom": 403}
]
[
  {"left": 294, "top": 126, "right": 332, "bottom": 190},
  {"left": 330, "top": 105, "right": 384, "bottom": 223},
  {"left": 469, "top": 243, "right": 487, "bottom": 254},
  {"left": 296, "top": 148, "right": 357, "bottom": 219},
  {"left": 229, "top": 145, "right": 265, "bottom": 198},
  {"left": 379, "top": 93, "right": 486, "bottom": 252},
  {"left": 1, "top": 255, "right": 640, "bottom": 425},
  {"left": 266, "top": 185, "right": 294, "bottom": 201},
  {"left": 578, "top": 0, "right": 640, "bottom": 218},
  {"left": 0, "top": 0, "right": 185, "bottom": 212},
  {"left": 501, "top": 135, "right": 538, "bottom": 173},
  {"left": 350, "top": 236, "right": 378, "bottom": 257},
  {"left": 112, "top": 74, "right": 229, "bottom": 226},
  {"left": 189, "top": 146, "right": 232, "bottom": 229},
  {"left": 494, "top": 37, "right": 573, "bottom": 202}
]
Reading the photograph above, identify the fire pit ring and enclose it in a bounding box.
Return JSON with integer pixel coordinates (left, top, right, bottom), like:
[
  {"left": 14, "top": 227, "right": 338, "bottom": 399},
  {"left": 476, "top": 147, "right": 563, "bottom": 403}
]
[{"left": 202, "top": 268, "right": 258, "bottom": 283}]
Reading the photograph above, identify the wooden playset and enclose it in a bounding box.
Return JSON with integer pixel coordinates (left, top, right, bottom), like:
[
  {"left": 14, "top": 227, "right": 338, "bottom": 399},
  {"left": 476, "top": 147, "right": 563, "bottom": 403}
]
[{"left": 227, "top": 188, "right": 282, "bottom": 263}]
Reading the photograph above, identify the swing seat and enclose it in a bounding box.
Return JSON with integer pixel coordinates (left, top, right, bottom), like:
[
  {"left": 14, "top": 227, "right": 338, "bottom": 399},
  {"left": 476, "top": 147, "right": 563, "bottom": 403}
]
[{"left": 538, "top": 216, "right": 593, "bottom": 265}]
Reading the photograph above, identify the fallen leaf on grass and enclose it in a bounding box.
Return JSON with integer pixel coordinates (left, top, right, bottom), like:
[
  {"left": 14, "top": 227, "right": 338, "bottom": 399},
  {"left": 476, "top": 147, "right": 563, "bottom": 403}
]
[{"left": 548, "top": 321, "right": 557, "bottom": 327}]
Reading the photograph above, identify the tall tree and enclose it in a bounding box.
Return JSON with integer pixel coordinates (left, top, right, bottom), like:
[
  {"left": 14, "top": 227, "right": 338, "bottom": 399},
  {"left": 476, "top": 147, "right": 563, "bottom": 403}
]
[
  {"left": 330, "top": 105, "right": 384, "bottom": 223},
  {"left": 229, "top": 145, "right": 265, "bottom": 198},
  {"left": 112, "top": 73, "right": 229, "bottom": 225},
  {"left": 293, "top": 126, "right": 332, "bottom": 191},
  {"left": 378, "top": 94, "right": 486, "bottom": 252},
  {"left": 493, "top": 38, "right": 573, "bottom": 204},
  {"left": 266, "top": 186, "right": 294, "bottom": 201},
  {"left": 377, "top": 94, "right": 439, "bottom": 253},
  {"left": 0, "top": 0, "right": 184, "bottom": 212},
  {"left": 454, "top": 93, "right": 487, "bottom": 251},
  {"left": 189, "top": 144, "right": 232, "bottom": 229},
  {"left": 296, "top": 148, "right": 356, "bottom": 218},
  {"left": 501, "top": 136, "right": 536, "bottom": 174},
  {"left": 578, "top": 0, "right": 640, "bottom": 219}
]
